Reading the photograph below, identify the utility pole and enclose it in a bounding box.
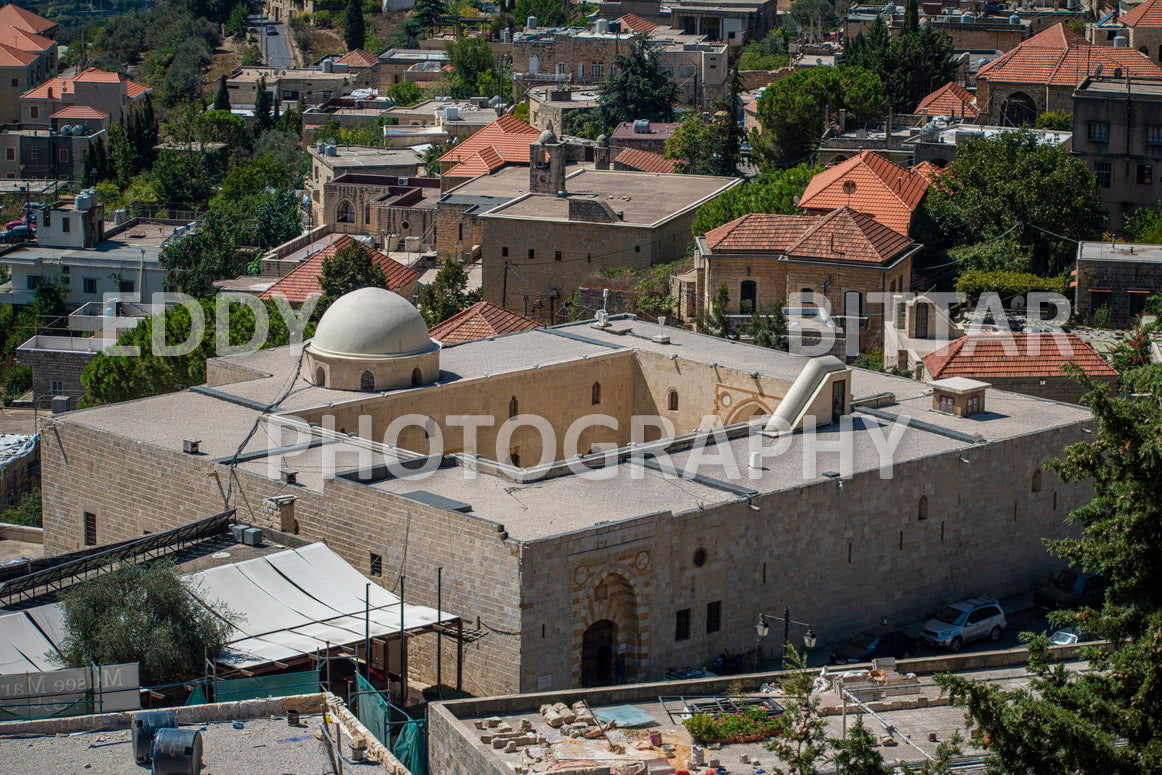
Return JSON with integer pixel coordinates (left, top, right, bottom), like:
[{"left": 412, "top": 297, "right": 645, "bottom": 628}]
[{"left": 501, "top": 259, "right": 509, "bottom": 309}]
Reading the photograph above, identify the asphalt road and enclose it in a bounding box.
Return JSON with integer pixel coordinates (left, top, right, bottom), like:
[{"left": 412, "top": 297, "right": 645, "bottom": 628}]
[{"left": 261, "top": 22, "right": 294, "bottom": 69}]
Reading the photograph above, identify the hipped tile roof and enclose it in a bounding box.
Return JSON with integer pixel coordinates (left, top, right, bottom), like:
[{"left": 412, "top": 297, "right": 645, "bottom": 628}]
[
  {"left": 614, "top": 147, "right": 678, "bottom": 173},
  {"left": 22, "top": 67, "right": 151, "bottom": 101},
  {"left": 439, "top": 114, "right": 540, "bottom": 177},
  {"left": 259, "top": 236, "right": 419, "bottom": 304},
  {"left": 916, "top": 81, "right": 979, "bottom": 118},
  {"left": 50, "top": 105, "right": 109, "bottom": 119},
  {"left": 0, "top": 25, "right": 52, "bottom": 53},
  {"left": 923, "top": 332, "right": 1117, "bottom": 379},
  {"left": 0, "top": 4, "right": 56, "bottom": 35},
  {"left": 703, "top": 207, "right": 916, "bottom": 265},
  {"left": 336, "top": 49, "right": 378, "bottom": 67},
  {"left": 428, "top": 301, "right": 540, "bottom": 344},
  {"left": 977, "top": 23, "right": 1162, "bottom": 86},
  {"left": 0, "top": 41, "right": 37, "bottom": 66},
  {"left": 798, "top": 150, "right": 931, "bottom": 236},
  {"left": 1119, "top": 0, "right": 1162, "bottom": 28},
  {"left": 617, "top": 13, "right": 659, "bottom": 33}
]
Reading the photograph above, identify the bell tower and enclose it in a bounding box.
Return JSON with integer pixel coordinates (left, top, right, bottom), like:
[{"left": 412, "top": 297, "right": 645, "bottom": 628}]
[{"left": 529, "top": 123, "right": 567, "bottom": 195}]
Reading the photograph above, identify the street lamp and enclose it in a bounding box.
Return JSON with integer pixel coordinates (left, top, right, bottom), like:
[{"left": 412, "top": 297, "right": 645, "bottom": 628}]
[{"left": 755, "top": 608, "right": 816, "bottom": 671}]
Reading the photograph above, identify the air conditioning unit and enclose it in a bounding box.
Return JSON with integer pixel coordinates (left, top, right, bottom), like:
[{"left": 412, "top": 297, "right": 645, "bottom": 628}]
[
  {"left": 241, "top": 527, "right": 263, "bottom": 546},
  {"left": 230, "top": 523, "right": 247, "bottom": 542},
  {"left": 398, "top": 177, "right": 410, "bottom": 185}
]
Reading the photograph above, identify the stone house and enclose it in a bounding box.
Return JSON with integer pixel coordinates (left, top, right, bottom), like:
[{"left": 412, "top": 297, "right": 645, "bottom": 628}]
[
  {"left": 321, "top": 173, "right": 440, "bottom": 251},
  {"left": 976, "top": 24, "right": 1162, "bottom": 125},
  {"left": 1086, "top": 0, "right": 1162, "bottom": 63},
  {"left": 307, "top": 144, "right": 423, "bottom": 226},
  {"left": 687, "top": 207, "right": 920, "bottom": 353},
  {"left": 1074, "top": 240, "right": 1162, "bottom": 327},
  {"left": 797, "top": 150, "right": 933, "bottom": 238},
  {"left": 845, "top": 8, "right": 1031, "bottom": 54}
]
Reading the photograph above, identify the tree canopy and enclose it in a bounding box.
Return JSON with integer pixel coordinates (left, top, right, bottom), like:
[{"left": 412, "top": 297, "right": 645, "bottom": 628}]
[
  {"left": 597, "top": 35, "right": 680, "bottom": 127},
  {"left": 319, "top": 241, "right": 389, "bottom": 313},
  {"left": 417, "top": 260, "right": 481, "bottom": 326},
  {"left": 843, "top": 13, "right": 956, "bottom": 113},
  {"left": 922, "top": 130, "right": 1101, "bottom": 275},
  {"left": 56, "top": 560, "right": 234, "bottom": 686},
  {"left": 691, "top": 163, "right": 820, "bottom": 235},
  {"left": 344, "top": 0, "right": 365, "bottom": 50},
  {"left": 751, "top": 66, "right": 883, "bottom": 167}
]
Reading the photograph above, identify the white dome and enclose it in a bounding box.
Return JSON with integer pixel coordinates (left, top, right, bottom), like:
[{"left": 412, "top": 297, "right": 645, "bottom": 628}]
[{"left": 309, "top": 287, "right": 437, "bottom": 359}]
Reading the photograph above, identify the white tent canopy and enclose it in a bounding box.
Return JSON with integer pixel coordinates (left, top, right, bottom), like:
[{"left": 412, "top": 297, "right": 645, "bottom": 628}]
[{"left": 0, "top": 543, "right": 456, "bottom": 674}]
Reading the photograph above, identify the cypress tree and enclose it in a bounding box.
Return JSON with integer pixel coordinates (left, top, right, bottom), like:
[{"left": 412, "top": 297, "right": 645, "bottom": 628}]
[
  {"left": 344, "top": 0, "right": 365, "bottom": 51},
  {"left": 213, "top": 74, "right": 231, "bottom": 111}
]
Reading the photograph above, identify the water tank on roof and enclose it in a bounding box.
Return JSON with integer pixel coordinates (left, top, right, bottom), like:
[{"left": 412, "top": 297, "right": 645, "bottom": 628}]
[
  {"left": 443, "top": 104, "right": 460, "bottom": 120},
  {"left": 633, "top": 118, "right": 650, "bottom": 133},
  {"left": 324, "top": 143, "right": 337, "bottom": 156},
  {"left": 501, "top": 28, "right": 511, "bottom": 42},
  {"left": 1114, "top": 35, "right": 1127, "bottom": 47},
  {"left": 609, "top": 20, "right": 621, "bottom": 33},
  {"left": 72, "top": 125, "right": 85, "bottom": 135},
  {"left": 960, "top": 13, "right": 972, "bottom": 22},
  {"left": 596, "top": 17, "right": 609, "bottom": 33},
  {"left": 527, "top": 15, "right": 537, "bottom": 29},
  {"left": 150, "top": 728, "right": 202, "bottom": 775},
  {"left": 131, "top": 711, "right": 177, "bottom": 765},
  {"left": 1010, "top": 14, "right": 1020, "bottom": 24}
]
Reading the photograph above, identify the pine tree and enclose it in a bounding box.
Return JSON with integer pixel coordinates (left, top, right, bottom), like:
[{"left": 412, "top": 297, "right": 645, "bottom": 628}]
[
  {"left": 902, "top": 0, "right": 920, "bottom": 35},
  {"left": 344, "top": 0, "right": 365, "bottom": 51},
  {"left": 319, "top": 242, "right": 388, "bottom": 313},
  {"left": 709, "top": 63, "right": 744, "bottom": 177},
  {"left": 213, "top": 74, "right": 231, "bottom": 111},
  {"left": 253, "top": 76, "right": 273, "bottom": 135},
  {"left": 596, "top": 35, "right": 681, "bottom": 126}
]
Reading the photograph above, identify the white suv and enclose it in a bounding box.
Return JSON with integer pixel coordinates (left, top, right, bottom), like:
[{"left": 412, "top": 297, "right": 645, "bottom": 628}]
[{"left": 919, "top": 597, "right": 1006, "bottom": 651}]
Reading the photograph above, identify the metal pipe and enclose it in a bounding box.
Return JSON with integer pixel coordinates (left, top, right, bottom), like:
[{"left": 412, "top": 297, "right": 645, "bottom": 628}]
[
  {"left": 364, "top": 583, "right": 371, "bottom": 680},
  {"left": 436, "top": 567, "right": 443, "bottom": 700}
]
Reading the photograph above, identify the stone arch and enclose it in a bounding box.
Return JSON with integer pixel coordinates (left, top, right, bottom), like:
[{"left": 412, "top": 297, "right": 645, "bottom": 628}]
[
  {"left": 336, "top": 199, "right": 355, "bottom": 223},
  {"left": 411, "top": 368, "right": 423, "bottom": 386},
  {"left": 359, "top": 371, "right": 374, "bottom": 391},
  {"left": 727, "top": 399, "right": 771, "bottom": 425},
  {"left": 314, "top": 366, "right": 326, "bottom": 386},
  {"left": 1000, "top": 91, "right": 1037, "bottom": 126},
  {"left": 579, "top": 571, "right": 640, "bottom": 686}
]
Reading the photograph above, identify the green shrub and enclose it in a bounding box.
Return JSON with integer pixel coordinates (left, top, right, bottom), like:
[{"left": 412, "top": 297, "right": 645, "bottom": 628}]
[
  {"left": 682, "top": 707, "right": 785, "bottom": 743},
  {"left": 0, "top": 489, "right": 40, "bottom": 527},
  {"left": 1094, "top": 304, "right": 1112, "bottom": 329},
  {"left": 953, "top": 270, "right": 1067, "bottom": 300}
]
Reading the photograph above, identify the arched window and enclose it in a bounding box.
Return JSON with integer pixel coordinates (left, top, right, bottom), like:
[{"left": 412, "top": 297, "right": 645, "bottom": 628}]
[
  {"left": 411, "top": 368, "right": 423, "bottom": 386},
  {"left": 1031, "top": 469, "right": 1042, "bottom": 493},
  {"left": 508, "top": 452, "right": 520, "bottom": 467},
  {"left": 509, "top": 396, "right": 518, "bottom": 419},
  {"left": 591, "top": 381, "right": 601, "bottom": 405},
  {"left": 336, "top": 200, "right": 355, "bottom": 223},
  {"left": 360, "top": 371, "right": 374, "bottom": 391},
  {"left": 918, "top": 495, "right": 928, "bottom": 521},
  {"left": 315, "top": 366, "right": 325, "bottom": 386},
  {"left": 668, "top": 389, "right": 679, "bottom": 411}
]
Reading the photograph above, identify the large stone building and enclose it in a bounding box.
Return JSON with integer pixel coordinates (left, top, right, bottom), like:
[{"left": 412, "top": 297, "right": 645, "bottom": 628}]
[
  {"left": 976, "top": 24, "right": 1162, "bottom": 124},
  {"left": 1072, "top": 74, "right": 1162, "bottom": 233},
  {"left": 1074, "top": 239, "right": 1162, "bottom": 326},
  {"left": 0, "top": 4, "right": 57, "bottom": 126},
  {"left": 321, "top": 173, "right": 441, "bottom": 251},
  {"left": 37, "top": 289, "right": 1094, "bottom": 696},
  {"left": 19, "top": 67, "right": 150, "bottom": 128},
  {"left": 307, "top": 143, "right": 423, "bottom": 225},
  {"left": 686, "top": 207, "right": 921, "bottom": 353},
  {"left": 845, "top": 6, "right": 1031, "bottom": 54},
  {"left": 476, "top": 130, "right": 739, "bottom": 322}
]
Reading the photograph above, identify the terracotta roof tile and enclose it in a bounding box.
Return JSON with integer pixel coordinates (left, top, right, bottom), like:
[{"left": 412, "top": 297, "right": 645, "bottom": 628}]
[
  {"left": 336, "top": 49, "right": 378, "bottom": 67},
  {"left": 923, "top": 332, "right": 1117, "bottom": 379},
  {"left": 910, "top": 161, "right": 947, "bottom": 179},
  {"left": 704, "top": 207, "right": 916, "bottom": 265},
  {"left": 22, "top": 67, "right": 150, "bottom": 101},
  {"left": 259, "top": 236, "right": 419, "bottom": 304},
  {"left": 429, "top": 301, "right": 540, "bottom": 344},
  {"left": 977, "top": 23, "right": 1162, "bottom": 87},
  {"left": 614, "top": 147, "right": 678, "bottom": 173},
  {"left": 704, "top": 212, "right": 814, "bottom": 253},
  {"left": 916, "top": 81, "right": 979, "bottom": 118},
  {"left": 798, "top": 150, "right": 930, "bottom": 235},
  {"left": 50, "top": 105, "right": 109, "bottom": 119},
  {"left": 0, "top": 41, "right": 37, "bottom": 66},
  {"left": 439, "top": 115, "right": 539, "bottom": 177},
  {"left": 0, "top": 26, "right": 52, "bottom": 53},
  {"left": 1119, "top": 0, "right": 1162, "bottom": 27},
  {"left": 0, "top": 4, "right": 56, "bottom": 34},
  {"left": 617, "top": 13, "right": 659, "bottom": 33}
]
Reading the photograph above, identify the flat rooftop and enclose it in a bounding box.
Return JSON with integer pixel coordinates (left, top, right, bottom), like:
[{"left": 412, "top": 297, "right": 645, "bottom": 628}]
[
  {"left": 480, "top": 169, "right": 739, "bottom": 226},
  {"left": 0, "top": 714, "right": 338, "bottom": 774},
  {"left": 311, "top": 145, "right": 422, "bottom": 168},
  {"left": 56, "top": 318, "right": 1091, "bottom": 542},
  {"left": 229, "top": 67, "right": 352, "bottom": 84},
  {"left": 3, "top": 221, "right": 183, "bottom": 266},
  {"left": 1077, "top": 76, "right": 1162, "bottom": 97},
  {"left": 1078, "top": 240, "right": 1162, "bottom": 264}
]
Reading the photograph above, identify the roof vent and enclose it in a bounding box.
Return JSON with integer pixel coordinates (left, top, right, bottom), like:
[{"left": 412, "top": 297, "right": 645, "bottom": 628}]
[
  {"left": 182, "top": 439, "right": 201, "bottom": 454},
  {"left": 281, "top": 469, "right": 298, "bottom": 485}
]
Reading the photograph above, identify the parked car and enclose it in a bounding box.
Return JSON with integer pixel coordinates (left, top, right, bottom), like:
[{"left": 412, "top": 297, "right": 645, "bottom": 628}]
[
  {"left": 1048, "top": 628, "right": 1095, "bottom": 646},
  {"left": 919, "top": 597, "right": 1006, "bottom": 651},
  {"left": 829, "top": 626, "right": 916, "bottom": 665},
  {"left": 665, "top": 666, "right": 716, "bottom": 681},
  {"left": 265, "top": 24, "right": 277, "bottom": 35},
  {"left": 5, "top": 219, "right": 31, "bottom": 231},
  {"left": 0, "top": 225, "right": 34, "bottom": 243},
  {"left": 1034, "top": 569, "right": 1106, "bottom": 611}
]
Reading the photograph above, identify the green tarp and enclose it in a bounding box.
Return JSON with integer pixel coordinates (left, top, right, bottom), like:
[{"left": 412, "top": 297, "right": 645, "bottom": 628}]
[{"left": 185, "top": 670, "right": 320, "bottom": 705}]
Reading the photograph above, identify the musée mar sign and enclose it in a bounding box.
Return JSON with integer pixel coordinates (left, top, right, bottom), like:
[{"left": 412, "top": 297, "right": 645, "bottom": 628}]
[{"left": 0, "top": 663, "right": 139, "bottom": 718}]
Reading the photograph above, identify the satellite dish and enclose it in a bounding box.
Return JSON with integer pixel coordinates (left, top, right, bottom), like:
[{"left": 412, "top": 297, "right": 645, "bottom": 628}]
[
  {"left": 842, "top": 180, "right": 857, "bottom": 196},
  {"left": 1010, "top": 295, "right": 1026, "bottom": 310},
  {"left": 1094, "top": 64, "right": 1103, "bottom": 77}
]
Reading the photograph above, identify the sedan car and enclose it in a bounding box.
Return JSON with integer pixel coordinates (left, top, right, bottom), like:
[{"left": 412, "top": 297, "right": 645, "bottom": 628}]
[
  {"left": 266, "top": 24, "right": 277, "bottom": 35},
  {"left": 1048, "top": 628, "right": 1095, "bottom": 646},
  {"left": 1034, "top": 569, "right": 1105, "bottom": 611},
  {"left": 829, "top": 625, "right": 916, "bottom": 665},
  {"left": 919, "top": 597, "right": 1006, "bottom": 651},
  {"left": 0, "top": 225, "right": 34, "bottom": 243}
]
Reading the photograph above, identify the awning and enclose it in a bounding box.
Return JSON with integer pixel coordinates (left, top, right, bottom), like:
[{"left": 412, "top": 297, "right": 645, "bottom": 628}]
[{"left": 1127, "top": 289, "right": 1152, "bottom": 294}]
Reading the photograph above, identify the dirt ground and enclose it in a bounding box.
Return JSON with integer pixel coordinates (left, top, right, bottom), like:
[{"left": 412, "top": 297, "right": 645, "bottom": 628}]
[{"left": 207, "top": 35, "right": 246, "bottom": 82}]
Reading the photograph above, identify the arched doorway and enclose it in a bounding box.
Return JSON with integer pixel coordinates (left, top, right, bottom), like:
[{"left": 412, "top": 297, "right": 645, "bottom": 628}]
[
  {"left": 1000, "top": 91, "right": 1037, "bottom": 126},
  {"left": 581, "top": 620, "right": 616, "bottom": 687}
]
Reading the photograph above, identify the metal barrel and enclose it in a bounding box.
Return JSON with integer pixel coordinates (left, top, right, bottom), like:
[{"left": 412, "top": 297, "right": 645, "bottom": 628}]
[{"left": 131, "top": 710, "right": 177, "bottom": 764}]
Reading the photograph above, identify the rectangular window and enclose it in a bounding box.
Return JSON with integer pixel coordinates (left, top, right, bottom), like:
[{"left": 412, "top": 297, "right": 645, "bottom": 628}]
[
  {"left": 675, "top": 608, "right": 691, "bottom": 641},
  {"left": 502, "top": 246, "right": 508, "bottom": 257},
  {"left": 83, "top": 277, "right": 96, "bottom": 294},
  {"left": 1095, "top": 161, "right": 1112, "bottom": 188},
  {"left": 591, "top": 62, "right": 604, "bottom": 79},
  {"left": 50, "top": 380, "right": 63, "bottom": 393},
  {"left": 61, "top": 216, "right": 70, "bottom": 232},
  {"left": 1138, "top": 163, "right": 1154, "bottom": 184},
  {"left": 369, "top": 552, "right": 382, "bottom": 577},
  {"left": 4, "top": 148, "right": 11, "bottom": 160},
  {"left": 119, "top": 280, "right": 135, "bottom": 293},
  {"left": 83, "top": 512, "right": 96, "bottom": 546},
  {"left": 706, "top": 601, "right": 722, "bottom": 633},
  {"left": 528, "top": 248, "right": 535, "bottom": 260},
  {"left": 555, "top": 250, "right": 562, "bottom": 261},
  {"left": 8, "top": 78, "right": 15, "bottom": 87},
  {"left": 577, "top": 62, "right": 585, "bottom": 79},
  {"left": 1148, "top": 125, "right": 1162, "bottom": 145},
  {"left": 26, "top": 274, "right": 41, "bottom": 290},
  {"left": 29, "top": 106, "right": 37, "bottom": 119},
  {"left": 1087, "top": 121, "right": 1109, "bottom": 142},
  {"left": 58, "top": 148, "right": 68, "bottom": 163}
]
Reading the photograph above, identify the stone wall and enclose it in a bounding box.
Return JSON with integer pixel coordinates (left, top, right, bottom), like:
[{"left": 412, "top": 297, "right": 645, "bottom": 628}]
[
  {"left": 979, "top": 374, "right": 1118, "bottom": 405},
  {"left": 1075, "top": 258, "right": 1162, "bottom": 327},
  {"left": 38, "top": 417, "right": 524, "bottom": 697},
  {"left": 15, "top": 348, "right": 97, "bottom": 409}
]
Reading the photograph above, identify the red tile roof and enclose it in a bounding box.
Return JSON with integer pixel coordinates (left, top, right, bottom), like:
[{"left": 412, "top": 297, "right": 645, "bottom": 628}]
[
  {"left": 259, "top": 236, "right": 419, "bottom": 304},
  {"left": 614, "top": 147, "right": 678, "bottom": 173},
  {"left": 977, "top": 23, "right": 1162, "bottom": 86},
  {"left": 916, "top": 81, "right": 979, "bottom": 118},
  {"left": 22, "top": 67, "right": 151, "bottom": 101},
  {"left": 50, "top": 105, "right": 109, "bottom": 120},
  {"left": 910, "top": 161, "right": 947, "bottom": 179},
  {"left": 428, "top": 301, "right": 540, "bottom": 344},
  {"left": 703, "top": 207, "right": 916, "bottom": 265},
  {"left": 923, "top": 332, "right": 1117, "bottom": 379},
  {"left": 0, "top": 41, "right": 36, "bottom": 67},
  {"left": 336, "top": 49, "right": 378, "bottom": 67},
  {"left": 1119, "top": 0, "right": 1162, "bottom": 27},
  {"left": 617, "top": 13, "right": 659, "bottom": 34},
  {"left": 0, "top": 4, "right": 56, "bottom": 34},
  {"left": 439, "top": 114, "right": 540, "bottom": 177},
  {"left": 0, "top": 25, "right": 52, "bottom": 53},
  {"left": 798, "top": 150, "right": 931, "bottom": 236}
]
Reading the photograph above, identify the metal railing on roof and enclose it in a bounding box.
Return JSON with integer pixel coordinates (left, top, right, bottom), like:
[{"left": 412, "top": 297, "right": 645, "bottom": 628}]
[{"left": 0, "top": 510, "right": 235, "bottom": 606}]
